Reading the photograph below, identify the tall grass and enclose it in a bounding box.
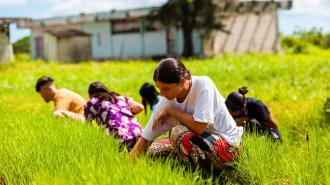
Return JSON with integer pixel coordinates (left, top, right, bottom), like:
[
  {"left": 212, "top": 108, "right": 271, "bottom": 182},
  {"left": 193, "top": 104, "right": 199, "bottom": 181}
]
[{"left": 0, "top": 53, "right": 329, "bottom": 184}]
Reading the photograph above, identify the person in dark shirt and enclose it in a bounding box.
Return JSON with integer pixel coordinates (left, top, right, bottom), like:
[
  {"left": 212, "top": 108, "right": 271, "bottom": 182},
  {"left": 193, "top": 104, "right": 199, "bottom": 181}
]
[
  {"left": 139, "top": 82, "right": 160, "bottom": 115},
  {"left": 225, "top": 86, "right": 282, "bottom": 141}
]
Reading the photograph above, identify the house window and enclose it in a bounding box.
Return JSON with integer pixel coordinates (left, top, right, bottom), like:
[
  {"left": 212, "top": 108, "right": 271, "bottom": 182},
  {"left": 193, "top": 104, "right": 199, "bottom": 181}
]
[
  {"left": 144, "top": 21, "right": 163, "bottom": 32},
  {"left": 112, "top": 19, "right": 140, "bottom": 34}
]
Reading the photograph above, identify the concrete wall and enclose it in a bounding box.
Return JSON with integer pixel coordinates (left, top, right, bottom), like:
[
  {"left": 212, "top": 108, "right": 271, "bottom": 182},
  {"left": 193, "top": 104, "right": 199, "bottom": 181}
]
[
  {"left": 112, "top": 33, "right": 142, "bottom": 58},
  {"left": 43, "top": 33, "right": 58, "bottom": 61},
  {"left": 143, "top": 31, "right": 167, "bottom": 56},
  {"left": 57, "top": 36, "right": 91, "bottom": 62},
  {"left": 0, "top": 28, "right": 13, "bottom": 64},
  {"left": 30, "top": 24, "right": 81, "bottom": 59},
  {"left": 210, "top": 11, "right": 279, "bottom": 55},
  {"left": 82, "top": 21, "right": 112, "bottom": 59}
]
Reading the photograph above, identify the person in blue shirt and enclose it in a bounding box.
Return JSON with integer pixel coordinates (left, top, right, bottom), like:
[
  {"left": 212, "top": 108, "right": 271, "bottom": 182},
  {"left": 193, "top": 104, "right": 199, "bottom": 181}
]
[{"left": 225, "top": 86, "right": 282, "bottom": 141}]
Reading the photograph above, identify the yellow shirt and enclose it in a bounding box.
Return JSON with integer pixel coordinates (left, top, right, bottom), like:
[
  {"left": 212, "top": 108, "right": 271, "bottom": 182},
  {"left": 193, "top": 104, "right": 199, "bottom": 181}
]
[{"left": 54, "top": 88, "right": 86, "bottom": 115}]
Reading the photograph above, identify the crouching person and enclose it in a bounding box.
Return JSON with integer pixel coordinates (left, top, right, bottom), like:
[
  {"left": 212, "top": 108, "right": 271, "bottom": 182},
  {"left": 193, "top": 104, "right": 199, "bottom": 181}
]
[
  {"left": 130, "top": 58, "right": 243, "bottom": 170},
  {"left": 85, "top": 82, "right": 144, "bottom": 150},
  {"left": 35, "top": 76, "right": 86, "bottom": 121},
  {"left": 225, "top": 86, "right": 282, "bottom": 141}
]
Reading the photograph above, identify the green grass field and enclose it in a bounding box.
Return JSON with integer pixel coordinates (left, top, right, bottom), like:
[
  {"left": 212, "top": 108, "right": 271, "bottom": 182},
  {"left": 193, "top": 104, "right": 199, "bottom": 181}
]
[{"left": 0, "top": 52, "right": 329, "bottom": 184}]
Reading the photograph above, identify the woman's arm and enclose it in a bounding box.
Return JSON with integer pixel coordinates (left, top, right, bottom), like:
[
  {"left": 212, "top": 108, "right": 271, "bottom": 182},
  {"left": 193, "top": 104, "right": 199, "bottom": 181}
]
[
  {"left": 130, "top": 137, "right": 152, "bottom": 157},
  {"left": 54, "top": 110, "right": 85, "bottom": 121},
  {"left": 266, "top": 113, "right": 279, "bottom": 128},
  {"left": 128, "top": 99, "right": 144, "bottom": 115},
  {"left": 153, "top": 107, "right": 207, "bottom": 135}
]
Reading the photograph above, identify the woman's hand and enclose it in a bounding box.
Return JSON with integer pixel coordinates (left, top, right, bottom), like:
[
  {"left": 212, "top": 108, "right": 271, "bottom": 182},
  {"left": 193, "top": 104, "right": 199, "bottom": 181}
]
[
  {"left": 152, "top": 107, "right": 172, "bottom": 130},
  {"left": 128, "top": 99, "right": 144, "bottom": 115},
  {"left": 130, "top": 137, "right": 152, "bottom": 158}
]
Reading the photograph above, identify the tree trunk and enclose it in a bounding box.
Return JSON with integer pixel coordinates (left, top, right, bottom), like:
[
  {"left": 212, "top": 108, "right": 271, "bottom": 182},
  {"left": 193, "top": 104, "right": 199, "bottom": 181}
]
[
  {"left": 181, "top": 1, "right": 194, "bottom": 57},
  {"left": 182, "top": 24, "right": 194, "bottom": 57}
]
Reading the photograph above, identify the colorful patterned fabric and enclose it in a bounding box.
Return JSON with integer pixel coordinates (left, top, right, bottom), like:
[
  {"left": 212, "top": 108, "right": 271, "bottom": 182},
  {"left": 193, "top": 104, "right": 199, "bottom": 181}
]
[
  {"left": 84, "top": 96, "right": 142, "bottom": 143},
  {"left": 171, "top": 125, "right": 240, "bottom": 167},
  {"left": 147, "top": 125, "right": 240, "bottom": 169}
]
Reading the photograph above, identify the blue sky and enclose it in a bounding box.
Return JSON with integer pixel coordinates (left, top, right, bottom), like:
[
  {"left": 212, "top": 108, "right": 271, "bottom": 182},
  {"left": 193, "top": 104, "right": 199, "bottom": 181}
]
[{"left": 1, "top": 0, "right": 330, "bottom": 43}]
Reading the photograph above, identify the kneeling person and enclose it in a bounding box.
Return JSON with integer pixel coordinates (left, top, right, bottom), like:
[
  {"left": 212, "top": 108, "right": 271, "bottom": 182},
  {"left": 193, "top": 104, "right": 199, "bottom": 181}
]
[
  {"left": 131, "top": 58, "right": 243, "bottom": 170},
  {"left": 85, "top": 82, "right": 144, "bottom": 150},
  {"left": 35, "top": 76, "right": 86, "bottom": 121}
]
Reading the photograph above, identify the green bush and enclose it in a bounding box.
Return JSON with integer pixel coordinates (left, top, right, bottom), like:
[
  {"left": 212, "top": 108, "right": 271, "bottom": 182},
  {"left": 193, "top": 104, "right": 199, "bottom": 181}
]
[
  {"left": 281, "top": 28, "right": 330, "bottom": 53},
  {"left": 324, "top": 33, "right": 330, "bottom": 49},
  {"left": 281, "top": 37, "right": 308, "bottom": 54},
  {"left": 13, "top": 36, "right": 30, "bottom": 54},
  {"left": 324, "top": 98, "right": 330, "bottom": 123}
]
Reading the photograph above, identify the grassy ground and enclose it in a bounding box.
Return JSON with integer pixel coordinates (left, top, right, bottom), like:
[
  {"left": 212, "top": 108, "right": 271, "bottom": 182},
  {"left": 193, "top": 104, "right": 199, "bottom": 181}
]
[{"left": 0, "top": 52, "right": 329, "bottom": 184}]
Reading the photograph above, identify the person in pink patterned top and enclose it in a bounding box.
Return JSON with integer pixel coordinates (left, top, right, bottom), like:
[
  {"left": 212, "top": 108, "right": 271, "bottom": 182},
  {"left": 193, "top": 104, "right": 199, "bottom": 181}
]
[{"left": 85, "top": 82, "right": 144, "bottom": 150}]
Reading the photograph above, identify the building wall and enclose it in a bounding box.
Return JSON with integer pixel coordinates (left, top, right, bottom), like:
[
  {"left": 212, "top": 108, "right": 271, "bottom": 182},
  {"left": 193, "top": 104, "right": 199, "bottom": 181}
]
[
  {"left": 143, "top": 31, "right": 167, "bottom": 56},
  {"left": 210, "top": 11, "right": 279, "bottom": 55},
  {"left": 28, "top": 20, "right": 204, "bottom": 60},
  {"left": 30, "top": 24, "right": 81, "bottom": 59},
  {"left": 81, "top": 20, "right": 169, "bottom": 58},
  {"left": 57, "top": 36, "right": 91, "bottom": 62},
  {"left": 112, "top": 33, "right": 142, "bottom": 58},
  {"left": 0, "top": 26, "right": 13, "bottom": 64},
  {"left": 82, "top": 21, "right": 112, "bottom": 59},
  {"left": 43, "top": 33, "right": 58, "bottom": 61},
  {"left": 28, "top": 11, "right": 280, "bottom": 60}
]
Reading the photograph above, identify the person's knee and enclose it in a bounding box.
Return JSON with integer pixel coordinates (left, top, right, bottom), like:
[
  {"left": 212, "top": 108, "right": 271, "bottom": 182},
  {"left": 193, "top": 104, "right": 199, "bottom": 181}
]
[{"left": 169, "top": 124, "right": 189, "bottom": 144}]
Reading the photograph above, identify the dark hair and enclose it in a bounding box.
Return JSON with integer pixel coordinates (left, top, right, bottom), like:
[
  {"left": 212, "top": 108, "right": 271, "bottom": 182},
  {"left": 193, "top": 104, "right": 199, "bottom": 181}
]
[
  {"left": 225, "top": 86, "right": 249, "bottom": 111},
  {"left": 88, "top": 81, "right": 120, "bottom": 103},
  {"left": 153, "top": 58, "right": 191, "bottom": 83},
  {"left": 35, "top": 76, "right": 54, "bottom": 92},
  {"left": 139, "top": 82, "right": 159, "bottom": 114}
]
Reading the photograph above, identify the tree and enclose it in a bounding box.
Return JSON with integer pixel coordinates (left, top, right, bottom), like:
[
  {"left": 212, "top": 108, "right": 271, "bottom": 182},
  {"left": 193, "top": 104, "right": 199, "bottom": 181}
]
[
  {"left": 150, "top": 0, "right": 237, "bottom": 57},
  {"left": 13, "top": 36, "right": 30, "bottom": 54}
]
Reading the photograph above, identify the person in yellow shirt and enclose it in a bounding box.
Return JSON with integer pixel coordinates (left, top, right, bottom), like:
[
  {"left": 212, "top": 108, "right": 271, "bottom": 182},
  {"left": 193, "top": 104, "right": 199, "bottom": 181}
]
[{"left": 35, "top": 76, "right": 86, "bottom": 121}]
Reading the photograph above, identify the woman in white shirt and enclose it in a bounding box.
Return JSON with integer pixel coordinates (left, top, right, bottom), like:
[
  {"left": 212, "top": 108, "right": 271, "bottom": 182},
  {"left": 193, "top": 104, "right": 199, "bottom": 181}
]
[{"left": 130, "top": 58, "right": 243, "bottom": 169}]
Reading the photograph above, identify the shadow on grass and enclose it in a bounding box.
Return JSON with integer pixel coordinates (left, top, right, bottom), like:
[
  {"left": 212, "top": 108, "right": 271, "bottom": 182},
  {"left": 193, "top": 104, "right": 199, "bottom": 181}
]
[
  {"left": 0, "top": 177, "right": 6, "bottom": 185},
  {"left": 149, "top": 152, "right": 248, "bottom": 185}
]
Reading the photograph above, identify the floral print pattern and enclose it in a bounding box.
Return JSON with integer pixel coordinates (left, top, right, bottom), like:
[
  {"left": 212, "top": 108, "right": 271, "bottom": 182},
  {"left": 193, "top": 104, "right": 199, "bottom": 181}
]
[{"left": 84, "top": 96, "right": 142, "bottom": 142}]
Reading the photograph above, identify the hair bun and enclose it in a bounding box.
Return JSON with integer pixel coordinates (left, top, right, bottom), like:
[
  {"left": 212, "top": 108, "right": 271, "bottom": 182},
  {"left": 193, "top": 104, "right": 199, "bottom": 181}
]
[{"left": 238, "top": 86, "right": 248, "bottom": 95}]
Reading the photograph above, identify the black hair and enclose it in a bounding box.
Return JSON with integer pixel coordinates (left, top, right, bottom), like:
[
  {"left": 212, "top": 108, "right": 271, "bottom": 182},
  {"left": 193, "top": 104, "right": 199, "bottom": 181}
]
[
  {"left": 153, "top": 58, "right": 191, "bottom": 83},
  {"left": 225, "top": 86, "right": 249, "bottom": 111},
  {"left": 88, "top": 81, "right": 120, "bottom": 103},
  {"left": 139, "top": 82, "right": 159, "bottom": 114},
  {"left": 35, "top": 76, "right": 54, "bottom": 92}
]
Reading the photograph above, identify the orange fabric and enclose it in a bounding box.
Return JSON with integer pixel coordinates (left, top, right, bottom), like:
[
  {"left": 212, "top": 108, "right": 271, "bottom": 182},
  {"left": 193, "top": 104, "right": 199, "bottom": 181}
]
[{"left": 54, "top": 88, "right": 86, "bottom": 115}]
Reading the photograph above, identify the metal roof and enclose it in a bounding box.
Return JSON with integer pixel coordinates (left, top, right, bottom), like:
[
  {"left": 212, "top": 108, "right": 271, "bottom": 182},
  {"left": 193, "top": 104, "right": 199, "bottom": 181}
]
[{"left": 18, "top": 0, "right": 292, "bottom": 28}]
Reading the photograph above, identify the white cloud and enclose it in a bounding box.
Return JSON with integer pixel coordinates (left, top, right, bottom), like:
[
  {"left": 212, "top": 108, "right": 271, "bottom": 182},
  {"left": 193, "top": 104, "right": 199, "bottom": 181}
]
[
  {"left": 278, "top": 0, "right": 330, "bottom": 34},
  {"left": 42, "top": 0, "right": 167, "bottom": 18},
  {"left": 283, "top": 0, "right": 330, "bottom": 17},
  {"left": 0, "top": 0, "right": 27, "bottom": 7}
]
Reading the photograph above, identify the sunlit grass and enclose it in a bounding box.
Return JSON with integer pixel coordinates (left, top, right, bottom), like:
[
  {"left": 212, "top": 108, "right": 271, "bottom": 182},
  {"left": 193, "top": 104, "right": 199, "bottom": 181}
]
[{"left": 0, "top": 52, "right": 329, "bottom": 184}]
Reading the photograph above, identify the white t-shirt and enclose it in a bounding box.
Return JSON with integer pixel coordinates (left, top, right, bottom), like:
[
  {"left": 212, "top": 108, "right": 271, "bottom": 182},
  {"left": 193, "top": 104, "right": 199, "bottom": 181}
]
[{"left": 142, "top": 76, "right": 243, "bottom": 147}]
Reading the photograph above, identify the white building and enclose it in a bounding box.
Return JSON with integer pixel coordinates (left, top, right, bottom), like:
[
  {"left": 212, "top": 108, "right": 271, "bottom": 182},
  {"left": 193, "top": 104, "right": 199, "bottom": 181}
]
[{"left": 18, "top": 0, "right": 291, "bottom": 62}]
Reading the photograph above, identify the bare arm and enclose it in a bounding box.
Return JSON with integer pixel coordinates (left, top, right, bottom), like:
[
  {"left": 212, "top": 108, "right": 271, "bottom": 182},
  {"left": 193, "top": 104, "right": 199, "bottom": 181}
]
[
  {"left": 53, "top": 110, "right": 85, "bottom": 121},
  {"left": 130, "top": 137, "right": 152, "bottom": 157},
  {"left": 153, "top": 107, "right": 207, "bottom": 135},
  {"left": 266, "top": 113, "right": 279, "bottom": 128},
  {"left": 128, "top": 99, "right": 144, "bottom": 115}
]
